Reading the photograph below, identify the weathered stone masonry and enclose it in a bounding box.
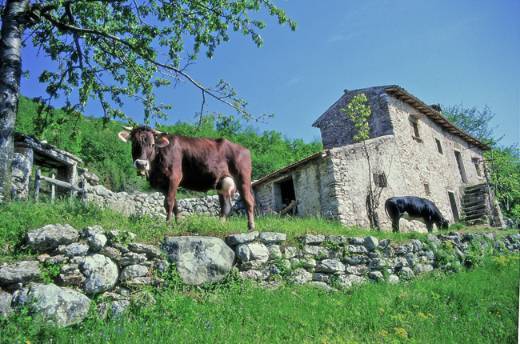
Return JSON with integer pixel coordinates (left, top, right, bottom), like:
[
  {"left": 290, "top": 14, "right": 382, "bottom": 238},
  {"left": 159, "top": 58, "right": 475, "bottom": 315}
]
[{"left": 1, "top": 223, "right": 519, "bottom": 326}]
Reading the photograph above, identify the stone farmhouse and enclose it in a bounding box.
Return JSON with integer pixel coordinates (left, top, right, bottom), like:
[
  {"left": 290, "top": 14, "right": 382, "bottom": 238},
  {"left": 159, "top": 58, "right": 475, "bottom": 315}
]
[{"left": 252, "top": 85, "right": 504, "bottom": 231}]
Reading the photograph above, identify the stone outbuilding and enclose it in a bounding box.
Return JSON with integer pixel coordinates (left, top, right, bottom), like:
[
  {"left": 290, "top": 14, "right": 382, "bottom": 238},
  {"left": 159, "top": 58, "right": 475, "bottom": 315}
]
[{"left": 252, "top": 85, "right": 504, "bottom": 231}]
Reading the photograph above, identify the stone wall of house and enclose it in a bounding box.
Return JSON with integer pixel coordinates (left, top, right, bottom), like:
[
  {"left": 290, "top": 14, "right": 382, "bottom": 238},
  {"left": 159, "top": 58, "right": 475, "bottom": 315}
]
[
  {"left": 313, "top": 87, "right": 394, "bottom": 149},
  {"left": 386, "top": 95, "right": 486, "bottom": 224},
  {"left": 85, "top": 184, "right": 244, "bottom": 219},
  {"left": 253, "top": 158, "right": 338, "bottom": 218},
  {"left": 2, "top": 223, "right": 518, "bottom": 326}
]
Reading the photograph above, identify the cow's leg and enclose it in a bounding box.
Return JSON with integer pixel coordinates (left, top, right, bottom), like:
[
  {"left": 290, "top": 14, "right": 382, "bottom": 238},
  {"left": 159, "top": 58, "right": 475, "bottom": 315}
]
[
  {"left": 236, "top": 176, "right": 255, "bottom": 231},
  {"left": 392, "top": 216, "right": 400, "bottom": 233},
  {"left": 218, "top": 194, "right": 232, "bottom": 222},
  {"left": 426, "top": 217, "right": 433, "bottom": 233},
  {"left": 165, "top": 175, "right": 181, "bottom": 223}
]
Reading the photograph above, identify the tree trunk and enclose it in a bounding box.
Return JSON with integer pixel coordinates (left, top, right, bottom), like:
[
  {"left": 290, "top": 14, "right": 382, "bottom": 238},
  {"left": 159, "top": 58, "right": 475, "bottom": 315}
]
[{"left": 0, "top": 0, "right": 28, "bottom": 203}]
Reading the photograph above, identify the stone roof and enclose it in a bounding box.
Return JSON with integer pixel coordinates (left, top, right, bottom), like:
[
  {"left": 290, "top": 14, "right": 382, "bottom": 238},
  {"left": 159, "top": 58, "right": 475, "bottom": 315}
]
[
  {"left": 312, "top": 85, "right": 489, "bottom": 151},
  {"left": 15, "top": 132, "right": 83, "bottom": 168}
]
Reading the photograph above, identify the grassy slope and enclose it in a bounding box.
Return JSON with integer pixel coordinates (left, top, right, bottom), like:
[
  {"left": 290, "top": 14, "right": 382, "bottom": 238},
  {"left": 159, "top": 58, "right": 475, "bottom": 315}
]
[
  {"left": 0, "top": 256, "right": 518, "bottom": 343},
  {"left": 2, "top": 201, "right": 518, "bottom": 258}
]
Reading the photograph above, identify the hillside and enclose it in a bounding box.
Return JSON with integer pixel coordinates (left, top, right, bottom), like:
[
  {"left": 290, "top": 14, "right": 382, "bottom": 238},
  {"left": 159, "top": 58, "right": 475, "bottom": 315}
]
[{"left": 15, "top": 97, "right": 322, "bottom": 192}]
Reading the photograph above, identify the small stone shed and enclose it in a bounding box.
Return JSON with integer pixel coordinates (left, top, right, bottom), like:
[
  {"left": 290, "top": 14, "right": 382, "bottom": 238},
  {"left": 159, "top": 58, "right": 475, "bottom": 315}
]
[
  {"left": 253, "top": 85, "right": 504, "bottom": 231},
  {"left": 11, "top": 132, "right": 83, "bottom": 199}
]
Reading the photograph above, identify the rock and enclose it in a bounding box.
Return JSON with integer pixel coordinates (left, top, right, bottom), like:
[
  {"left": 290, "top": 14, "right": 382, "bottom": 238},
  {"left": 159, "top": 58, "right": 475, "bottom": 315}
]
[
  {"left": 346, "top": 245, "right": 368, "bottom": 254},
  {"left": 58, "top": 243, "right": 89, "bottom": 257},
  {"left": 284, "top": 246, "right": 298, "bottom": 259},
  {"left": 120, "top": 265, "right": 149, "bottom": 281},
  {"left": 316, "top": 259, "right": 345, "bottom": 273},
  {"left": 152, "top": 259, "right": 170, "bottom": 273},
  {"left": 399, "top": 267, "right": 415, "bottom": 280},
  {"left": 368, "top": 258, "right": 387, "bottom": 270},
  {"left": 124, "top": 277, "right": 153, "bottom": 287},
  {"left": 259, "top": 232, "right": 287, "bottom": 244},
  {"left": 290, "top": 268, "right": 312, "bottom": 284},
  {"left": 312, "top": 273, "right": 330, "bottom": 283},
  {"left": 57, "top": 264, "right": 85, "bottom": 287},
  {"left": 240, "top": 270, "right": 267, "bottom": 280},
  {"left": 345, "top": 265, "right": 368, "bottom": 275},
  {"left": 267, "top": 245, "right": 282, "bottom": 260},
  {"left": 82, "top": 226, "right": 107, "bottom": 252},
  {"left": 128, "top": 243, "right": 162, "bottom": 259},
  {"left": 364, "top": 236, "right": 379, "bottom": 251},
  {"left": 368, "top": 271, "right": 384, "bottom": 281},
  {"left": 303, "top": 245, "right": 329, "bottom": 257},
  {"left": 26, "top": 224, "right": 79, "bottom": 252},
  {"left": 111, "top": 243, "right": 129, "bottom": 254},
  {"left": 349, "top": 237, "right": 365, "bottom": 245},
  {"left": 163, "top": 236, "right": 235, "bottom": 285},
  {"left": 120, "top": 252, "right": 147, "bottom": 267},
  {"left": 379, "top": 239, "right": 391, "bottom": 248},
  {"left": 0, "top": 261, "right": 40, "bottom": 286},
  {"left": 78, "top": 255, "right": 119, "bottom": 294},
  {"left": 410, "top": 239, "right": 423, "bottom": 252},
  {"left": 325, "top": 235, "right": 348, "bottom": 245},
  {"left": 301, "top": 257, "right": 317, "bottom": 269},
  {"left": 236, "top": 243, "right": 269, "bottom": 263},
  {"left": 225, "top": 231, "right": 259, "bottom": 246},
  {"left": 338, "top": 274, "right": 366, "bottom": 288},
  {"left": 308, "top": 281, "right": 335, "bottom": 292},
  {"left": 100, "top": 246, "right": 122, "bottom": 260},
  {"left": 414, "top": 264, "right": 433, "bottom": 274},
  {"left": 301, "top": 234, "right": 325, "bottom": 245},
  {"left": 0, "top": 289, "right": 13, "bottom": 317},
  {"left": 344, "top": 256, "right": 368, "bottom": 265},
  {"left": 45, "top": 255, "right": 68, "bottom": 265},
  {"left": 14, "top": 283, "right": 90, "bottom": 327},
  {"left": 388, "top": 274, "right": 400, "bottom": 284},
  {"left": 110, "top": 300, "right": 130, "bottom": 317}
]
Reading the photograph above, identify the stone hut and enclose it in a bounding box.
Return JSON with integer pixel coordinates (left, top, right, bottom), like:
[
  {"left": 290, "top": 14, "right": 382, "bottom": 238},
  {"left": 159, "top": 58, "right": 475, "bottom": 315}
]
[
  {"left": 11, "top": 133, "right": 83, "bottom": 199},
  {"left": 253, "top": 85, "right": 504, "bottom": 231}
]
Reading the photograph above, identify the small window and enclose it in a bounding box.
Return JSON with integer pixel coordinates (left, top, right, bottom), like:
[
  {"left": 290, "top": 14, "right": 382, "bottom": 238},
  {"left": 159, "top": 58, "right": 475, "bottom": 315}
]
[
  {"left": 424, "top": 183, "right": 431, "bottom": 196},
  {"left": 373, "top": 172, "right": 387, "bottom": 188},
  {"left": 472, "top": 158, "right": 482, "bottom": 177},
  {"left": 435, "top": 138, "right": 443, "bottom": 154},
  {"left": 409, "top": 116, "right": 421, "bottom": 141}
]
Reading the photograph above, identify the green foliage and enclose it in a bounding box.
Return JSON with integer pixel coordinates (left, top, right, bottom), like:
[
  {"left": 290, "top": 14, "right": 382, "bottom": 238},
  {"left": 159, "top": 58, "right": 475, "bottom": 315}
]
[
  {"left": 1, "top": 257, "right": 518, "bottom": 343},
  {"left": 341, "top": 93, "right": 372, "bottom": 142},
  {"left": 16, "top": 97, "right": 322, "bottom": 191},
  {"left": 22, "top": 0, "right": 296, "bottom": 123},
  {"left": 442, "top": 104, "right": 499, "bottom": 146},
  {"left": 485, "top": 146, "right": 520, "bottom": 221},
  {"left": 40, "top": 262, "right": 61, "bottom": 284}
]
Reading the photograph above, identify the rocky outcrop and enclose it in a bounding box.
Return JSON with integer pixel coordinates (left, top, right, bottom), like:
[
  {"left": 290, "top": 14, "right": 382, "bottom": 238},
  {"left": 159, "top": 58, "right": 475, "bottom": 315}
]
[{"left": 162, "top": 236, "right": 235, "bottom": 285}]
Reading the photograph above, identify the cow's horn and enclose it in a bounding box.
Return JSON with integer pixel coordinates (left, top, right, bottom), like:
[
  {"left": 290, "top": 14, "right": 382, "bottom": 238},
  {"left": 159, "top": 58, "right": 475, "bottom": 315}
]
[
  {"left": 122, "top": 126, "right": 133, "bottom": 131},
  {"left": 152, "top": 128, "right": 163, "bottom": 135}
]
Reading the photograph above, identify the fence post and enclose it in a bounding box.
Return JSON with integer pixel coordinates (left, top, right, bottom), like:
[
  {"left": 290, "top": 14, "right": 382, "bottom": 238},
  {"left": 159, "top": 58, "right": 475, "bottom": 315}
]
[
  {"left": 34, "top": 169, "right": 41, "bottom": 201},
  {"left": 50, "top": 173, "right": 56, "bottom": 203}
]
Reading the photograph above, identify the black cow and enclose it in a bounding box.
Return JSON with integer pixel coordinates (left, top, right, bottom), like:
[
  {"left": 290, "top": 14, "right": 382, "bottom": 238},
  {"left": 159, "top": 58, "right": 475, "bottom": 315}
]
[{"left": 385, "top": 196, "right": 449, "bottom": 233}]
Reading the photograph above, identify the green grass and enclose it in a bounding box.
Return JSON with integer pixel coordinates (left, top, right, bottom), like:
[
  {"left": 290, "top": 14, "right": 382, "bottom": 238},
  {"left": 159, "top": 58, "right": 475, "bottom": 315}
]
[
  {"left": 1, "top": 255, "right": 518, "bottom": 343},
  {"left": 1, "top": 200, "right": 517, "bottom": 259}
]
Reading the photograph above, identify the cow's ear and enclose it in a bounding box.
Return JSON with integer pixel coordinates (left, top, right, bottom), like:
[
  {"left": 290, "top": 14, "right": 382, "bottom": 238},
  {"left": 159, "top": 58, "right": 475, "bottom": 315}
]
[
  {"left": 156, "top": 135, "right": 170, "bottom": 148},
  {"left": 118, "top": 130, "right": 131, "bottom": 143}
]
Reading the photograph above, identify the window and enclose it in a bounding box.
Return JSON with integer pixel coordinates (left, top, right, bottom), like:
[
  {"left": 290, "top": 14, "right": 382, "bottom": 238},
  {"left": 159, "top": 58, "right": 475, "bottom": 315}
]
[
  {"left": 472, "top": 158, "right": 482, "bottom": 177},
  {"left": 409, "top": 116, "right": 421, "bottom": 141},
  {"left": 435, "top": 138, "right": 443, "bottom": 154},
  {"left": 373, "top": 172, "right": 387, "bottom": 188},
  {"left": 424, "top": 183, "right": 431, "bottom": 196},
  {"left": 454, "top": 150, "right": 468, "bottom": 183},
  {"left": 448, "top": 191, "right": 459, "bottom": 222}
]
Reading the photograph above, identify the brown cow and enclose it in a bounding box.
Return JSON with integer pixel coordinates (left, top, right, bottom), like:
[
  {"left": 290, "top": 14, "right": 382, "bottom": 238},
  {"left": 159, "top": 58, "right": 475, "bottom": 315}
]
[{"left": 118, "top": 126, "right": 255, "bottom": 231}]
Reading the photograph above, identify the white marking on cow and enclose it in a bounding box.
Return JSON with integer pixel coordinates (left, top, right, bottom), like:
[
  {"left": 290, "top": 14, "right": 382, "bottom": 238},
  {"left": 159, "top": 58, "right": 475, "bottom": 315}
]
[
  {"left": 217, "top": 177, "right": 236, "bottom": 198},
  {"left": 134, "top": 159, "right": 150, "bottom": 171}
]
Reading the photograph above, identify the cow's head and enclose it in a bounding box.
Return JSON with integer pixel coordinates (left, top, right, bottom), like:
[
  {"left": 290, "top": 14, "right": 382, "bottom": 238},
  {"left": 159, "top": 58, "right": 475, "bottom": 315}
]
[
  {"left": 438, "top": 217, "right": 449, "bottom": 230},
  {"left": 117, "top": 126, "right": 170, "bottom": 177}
]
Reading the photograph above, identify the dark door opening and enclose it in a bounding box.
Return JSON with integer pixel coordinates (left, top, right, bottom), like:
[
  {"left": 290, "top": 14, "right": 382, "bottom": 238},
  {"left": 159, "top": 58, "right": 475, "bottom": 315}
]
[
  {"left": 448, "top": 191, "right": 459, "bottom": 223},
  {"left": 454, "top": 151, "right": 468, "bottom": 183},
  {"left": 274, "top": 177, "right": 297, "bottom": 215}
]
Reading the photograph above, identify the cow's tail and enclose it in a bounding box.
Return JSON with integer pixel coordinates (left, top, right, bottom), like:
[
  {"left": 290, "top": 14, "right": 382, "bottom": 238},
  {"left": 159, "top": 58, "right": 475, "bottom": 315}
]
[{"left": 384, "top": 199, "right": 391, "bottom": 218}]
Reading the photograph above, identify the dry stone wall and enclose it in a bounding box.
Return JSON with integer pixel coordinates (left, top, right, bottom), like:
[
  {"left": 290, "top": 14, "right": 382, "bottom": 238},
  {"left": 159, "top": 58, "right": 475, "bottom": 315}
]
[
  {"left": 1, "top": 223, "right": 519, "bottom": 327},
  {"left": 85, "top": 184, "right": 245, "bottom": 219}
]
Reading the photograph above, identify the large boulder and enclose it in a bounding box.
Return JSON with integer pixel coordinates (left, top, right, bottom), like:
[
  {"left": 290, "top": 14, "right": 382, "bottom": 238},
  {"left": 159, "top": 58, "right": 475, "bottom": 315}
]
[
  {"left": 0, "top": 261, "right": 40, "bottom": 286},
  {"left": 162, "top": 236, "right": 234, "bottom": 285},
  {"left": 27, "top": 224, "right": 79, "bottom": 252},
  {"left": 78, "top": 255, "right": 119, "bottom": 294},
  {"left": 13, "top": 283, "right": 90, "bottom": 327}
]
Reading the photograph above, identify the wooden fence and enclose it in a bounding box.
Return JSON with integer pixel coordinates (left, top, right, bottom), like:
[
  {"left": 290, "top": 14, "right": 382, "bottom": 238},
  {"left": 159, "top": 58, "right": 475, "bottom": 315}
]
[{"left": 34, "top": 169, "right": 87, "bottom": 203}]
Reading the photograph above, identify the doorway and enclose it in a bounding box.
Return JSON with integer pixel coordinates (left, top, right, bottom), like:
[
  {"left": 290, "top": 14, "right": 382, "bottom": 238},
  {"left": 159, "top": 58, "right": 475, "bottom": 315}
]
[
  {"left": 454, "top": 151, "right": 468, "bottom": 183},
  {"left": 448, "top": 191, "right": 459, "bottom": 222},
  {"left": 274, "top": 177, "right": 296, "bottom": 214}
]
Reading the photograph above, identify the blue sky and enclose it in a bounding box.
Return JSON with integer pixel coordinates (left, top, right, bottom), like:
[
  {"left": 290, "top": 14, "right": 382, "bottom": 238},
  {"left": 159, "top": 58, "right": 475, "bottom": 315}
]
[{"left": 21, "top": 0, "right": 519, "bottom": 147}]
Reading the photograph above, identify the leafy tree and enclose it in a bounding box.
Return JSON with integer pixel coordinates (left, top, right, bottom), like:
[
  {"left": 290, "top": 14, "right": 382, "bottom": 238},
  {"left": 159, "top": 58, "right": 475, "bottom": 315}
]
[
  {"left": 442, "top": 104, "right": 501, "bottom": 146},
  {"left": 0, "top": 0, "right": 296, "bottom": 201},
  {"left": 341, "top": 93, "right": 382, "bottom": 230}
]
